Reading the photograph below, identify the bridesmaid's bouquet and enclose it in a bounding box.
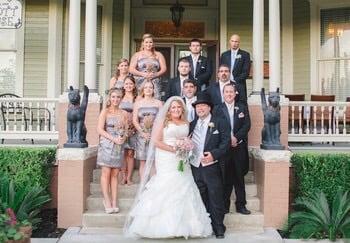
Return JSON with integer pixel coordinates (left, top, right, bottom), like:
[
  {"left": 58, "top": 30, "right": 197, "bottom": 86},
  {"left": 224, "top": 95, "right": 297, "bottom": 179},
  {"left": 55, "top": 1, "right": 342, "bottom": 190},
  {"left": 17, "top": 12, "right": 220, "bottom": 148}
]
[
  {"left": 142, "top": 113, "right": 155, "bottom": 145},
  {"left": 114, "top": 119, "right": 127, "bottom": 159},
  {"left": 175, "top": 137, "right": 196, "bottom": 172}
]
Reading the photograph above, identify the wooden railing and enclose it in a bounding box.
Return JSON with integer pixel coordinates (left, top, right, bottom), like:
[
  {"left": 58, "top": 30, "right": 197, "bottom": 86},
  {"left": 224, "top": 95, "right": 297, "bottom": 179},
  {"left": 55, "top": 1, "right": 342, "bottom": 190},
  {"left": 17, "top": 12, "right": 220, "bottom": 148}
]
[
  {"left": 288, "top": 101, "right": 350, "bottom": 142},
  {"left": 0, "top": 97, "right": 59, "bottom": 142}
]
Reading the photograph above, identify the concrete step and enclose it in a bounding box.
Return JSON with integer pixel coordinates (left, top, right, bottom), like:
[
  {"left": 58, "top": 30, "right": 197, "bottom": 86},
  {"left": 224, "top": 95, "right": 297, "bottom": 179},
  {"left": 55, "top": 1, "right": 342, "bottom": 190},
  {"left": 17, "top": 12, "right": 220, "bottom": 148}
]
[
  {"left": 86, "top": 195, "right": 260, "bottom": 212},
  {"left": 79, "top": 226, "right": 264, "bottom": 235},
  {"left": 92, "top": 169, "right": 255, "bottom": 184},
  {"left": 89, "top": 182, "right": 258, "bottom": 198},
  {"left": 82, "top": 210, "right": 264, "bottom": 229}
]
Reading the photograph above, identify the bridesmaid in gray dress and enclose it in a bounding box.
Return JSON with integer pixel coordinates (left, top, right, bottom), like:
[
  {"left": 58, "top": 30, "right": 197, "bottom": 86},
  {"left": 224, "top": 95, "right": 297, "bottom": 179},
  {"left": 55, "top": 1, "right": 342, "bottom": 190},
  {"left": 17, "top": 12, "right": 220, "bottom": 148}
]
[
  {"left": 97, "top": 88, "right": 128, "bottom": 214},
  {"left": 129, "top": 33, "right": 167, "bottom": 100},
  {"left": 133, "top": 80, "right": 162, "bottom": 180},
  {"left": 109, "top": 58, "right": 129, "bottom": 89},
  {"left": 119, "top": 76, "right": 138, "bottom": 185}
]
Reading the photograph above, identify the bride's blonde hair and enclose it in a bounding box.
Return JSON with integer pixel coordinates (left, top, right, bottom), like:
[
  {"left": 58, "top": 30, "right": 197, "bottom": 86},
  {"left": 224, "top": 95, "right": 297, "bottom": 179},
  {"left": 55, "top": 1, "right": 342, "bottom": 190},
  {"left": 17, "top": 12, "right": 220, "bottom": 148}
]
[{"left": 164, "top": 99, "right": 187, "bottom": 127}]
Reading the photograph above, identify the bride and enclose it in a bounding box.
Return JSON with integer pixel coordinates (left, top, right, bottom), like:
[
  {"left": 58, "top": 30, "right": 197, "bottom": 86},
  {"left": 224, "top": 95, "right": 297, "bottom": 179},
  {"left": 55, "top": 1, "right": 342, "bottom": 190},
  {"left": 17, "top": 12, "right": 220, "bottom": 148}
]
[{"left": 124, "top": 96, "right": 212, "bottom": 239}]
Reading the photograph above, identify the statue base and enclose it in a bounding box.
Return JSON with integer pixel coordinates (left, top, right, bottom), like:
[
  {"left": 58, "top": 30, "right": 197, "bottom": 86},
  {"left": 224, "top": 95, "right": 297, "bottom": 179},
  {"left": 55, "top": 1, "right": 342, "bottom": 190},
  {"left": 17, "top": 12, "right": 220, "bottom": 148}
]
[
  {"left": 260, "top": 144, "right": 285, "bottom": 150},
  {"left": 63, "top": 142, "right": 88, "bottom": 148}
]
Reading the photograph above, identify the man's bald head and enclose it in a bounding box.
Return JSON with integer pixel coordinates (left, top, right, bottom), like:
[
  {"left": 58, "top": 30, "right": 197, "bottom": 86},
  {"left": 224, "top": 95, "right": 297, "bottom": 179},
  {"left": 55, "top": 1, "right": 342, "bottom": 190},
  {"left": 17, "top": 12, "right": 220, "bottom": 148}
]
[{"left": 230, "top": 34, "right": 240, "bottom": 50}]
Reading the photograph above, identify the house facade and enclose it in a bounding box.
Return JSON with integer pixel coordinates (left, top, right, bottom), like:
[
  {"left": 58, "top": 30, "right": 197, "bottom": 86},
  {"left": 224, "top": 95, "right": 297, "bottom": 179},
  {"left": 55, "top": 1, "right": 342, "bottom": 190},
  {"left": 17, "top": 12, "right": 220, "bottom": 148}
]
[{"left": 1, "top": 0, "right": 349, "bottom": 101}]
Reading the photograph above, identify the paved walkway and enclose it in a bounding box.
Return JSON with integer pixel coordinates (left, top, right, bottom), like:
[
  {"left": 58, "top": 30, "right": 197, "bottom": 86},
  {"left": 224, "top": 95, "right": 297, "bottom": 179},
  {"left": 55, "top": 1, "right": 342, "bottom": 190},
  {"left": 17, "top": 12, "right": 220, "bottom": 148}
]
[{"left": 52, "top": 227, "right": 283, "bottom": 243}]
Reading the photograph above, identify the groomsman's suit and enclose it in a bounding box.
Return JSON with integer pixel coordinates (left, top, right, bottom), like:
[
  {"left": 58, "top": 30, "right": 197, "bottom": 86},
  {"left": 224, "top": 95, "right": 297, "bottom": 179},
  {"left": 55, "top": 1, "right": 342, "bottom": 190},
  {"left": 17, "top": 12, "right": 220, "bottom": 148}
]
[
  {"left": 190, "top": 92, "right": 231, "bottom": 237},
  {"left": 220, "top": 49, "right": 250, "bottom": 101},
  {"left": 213, "top": 101, "right": 251, "bottom": 214},
  {"left": 181, "top": 55, "right": 213, "bottom": 89},
  {"left": 164, "top": 76, "right": 182, "bottom": 101},
  {"left": 205, "top": 80, "right": 245, "bottom": 107}
]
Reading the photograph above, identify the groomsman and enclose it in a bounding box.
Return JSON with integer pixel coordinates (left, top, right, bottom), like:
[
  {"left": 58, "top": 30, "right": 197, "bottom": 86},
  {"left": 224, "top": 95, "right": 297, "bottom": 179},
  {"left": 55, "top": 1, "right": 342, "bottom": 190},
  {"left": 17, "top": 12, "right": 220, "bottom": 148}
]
[
  {"left": 164, "top": 59, "right": 191, "bottom": 101},
  {"left": 190, "top": 92, "right": 231, "bottom": 239},
  {"left": 180, "top": 39, "right": 213, "bottom": 91},
  {"left": 182, "top": 79, "right": 198, "bottom": 122},
  {"left": 205, "top": 64, "right": 244, "bottom": 106},
  {"left": 213, "top": 83, "right": 251, "bottom": 215},
  {"left": 220, "top": 34, "right": 250, "bottom": 101}
]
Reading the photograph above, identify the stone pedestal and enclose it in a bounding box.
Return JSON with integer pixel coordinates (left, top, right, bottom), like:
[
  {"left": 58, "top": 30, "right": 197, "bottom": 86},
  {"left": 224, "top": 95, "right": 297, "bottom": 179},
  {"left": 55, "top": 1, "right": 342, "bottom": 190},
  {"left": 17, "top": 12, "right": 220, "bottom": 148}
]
[
  {"left": 58, "top": 93, "right": 102, "bottom": 148},
  {"left": 57, "top": 146, "right": 97, "bottom": 228},
  {"left": 250, "top": 147, "right": 292, "bottom": 228}
]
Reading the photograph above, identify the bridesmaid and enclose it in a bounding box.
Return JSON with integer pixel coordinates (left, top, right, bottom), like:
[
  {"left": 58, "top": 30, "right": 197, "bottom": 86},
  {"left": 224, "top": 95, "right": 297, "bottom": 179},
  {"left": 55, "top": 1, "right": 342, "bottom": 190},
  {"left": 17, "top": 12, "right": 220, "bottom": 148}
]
[
  {"left": 133, "top": 80, "right": 162, "bottom": 180},
  {"left": 129, "top": 33, "right": 166, "bottom": 100},
  {"left": 97, "top": 88, "right": 128, "bottom": 214},
  {"left": 119, "top": 76, "right": 138, "bottom": 185},
  {"left": 109, "top": 58, "right": 129, "bottom": 89}
]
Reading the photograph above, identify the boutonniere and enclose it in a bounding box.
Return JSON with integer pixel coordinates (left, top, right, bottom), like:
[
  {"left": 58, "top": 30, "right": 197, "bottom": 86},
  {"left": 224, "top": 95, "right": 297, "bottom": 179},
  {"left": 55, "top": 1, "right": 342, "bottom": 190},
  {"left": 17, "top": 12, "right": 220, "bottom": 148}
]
[
  {"left": 208, "top": 122, "right": 215, "bottom": 132},
  {"left": 238, "top": 112, "right": 245, "bottom": 118},
  {"left": 197, "top": 59, "right": 202, "bottom": 63},
  {"left": 236, "top": 54, "right": 242, "bottom": 59},
  {"left": 234, "top": 106, "right": 239, "bottom": 111}
]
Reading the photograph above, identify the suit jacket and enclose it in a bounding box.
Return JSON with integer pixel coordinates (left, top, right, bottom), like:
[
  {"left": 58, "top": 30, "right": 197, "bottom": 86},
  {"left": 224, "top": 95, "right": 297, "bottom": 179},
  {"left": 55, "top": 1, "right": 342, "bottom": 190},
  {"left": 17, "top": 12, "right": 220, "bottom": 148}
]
[
  {"left": 189, "top": 115, "right": 231, "bottom": 164},
  {"left": 213, "top": 102, "right": 251, "bottom": 143},
  {"left": 204, "top": 81, "right": 245, "bottom": 107},
  {"left": 213, "top": 102, "right": 251, "bottom": 175},
  {"left": 164, "top": 76, "right": 181, "bottom": 101},
  {"left": 219, "top": 49, "right": 251, "bottom": 98},
  {"left": 181, "top": 55, "right": 213, "bottom": 87}
]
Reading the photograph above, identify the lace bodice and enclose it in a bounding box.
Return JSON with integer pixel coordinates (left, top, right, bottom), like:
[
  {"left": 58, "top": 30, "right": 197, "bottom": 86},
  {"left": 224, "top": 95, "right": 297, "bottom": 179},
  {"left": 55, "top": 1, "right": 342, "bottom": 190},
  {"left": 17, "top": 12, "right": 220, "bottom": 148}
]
[{"left": 163, "top": 123, "right": 189, "bottom": 146}]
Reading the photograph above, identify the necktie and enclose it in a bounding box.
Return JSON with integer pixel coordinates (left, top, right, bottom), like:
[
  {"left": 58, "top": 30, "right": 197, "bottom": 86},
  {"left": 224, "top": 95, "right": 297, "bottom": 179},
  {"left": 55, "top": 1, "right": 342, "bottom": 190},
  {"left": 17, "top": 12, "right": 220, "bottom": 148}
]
[
  {"left": 193, "top": 57, "right": 198, "bottom": 78},
  {"left": 231, "top": 51, "right": 236, "bottom": 80}
]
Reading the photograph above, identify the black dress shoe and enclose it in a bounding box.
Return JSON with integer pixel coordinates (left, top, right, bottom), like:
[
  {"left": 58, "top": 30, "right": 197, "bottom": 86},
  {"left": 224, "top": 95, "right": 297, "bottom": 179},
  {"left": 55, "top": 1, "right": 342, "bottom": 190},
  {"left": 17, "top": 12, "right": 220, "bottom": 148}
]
[
  {"left": 216, "top": 234, "right": 225, "bottom": 239},
  {"left": 236, "top": 206, "right": 251, "bottom": 215}
]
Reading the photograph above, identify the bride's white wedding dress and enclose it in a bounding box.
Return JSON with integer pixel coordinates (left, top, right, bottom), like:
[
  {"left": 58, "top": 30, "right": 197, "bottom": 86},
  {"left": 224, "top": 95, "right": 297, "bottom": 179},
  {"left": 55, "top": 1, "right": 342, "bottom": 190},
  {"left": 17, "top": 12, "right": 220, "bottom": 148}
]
[{"left": 125, "top": 123, "right": 212, "bottom": 239}]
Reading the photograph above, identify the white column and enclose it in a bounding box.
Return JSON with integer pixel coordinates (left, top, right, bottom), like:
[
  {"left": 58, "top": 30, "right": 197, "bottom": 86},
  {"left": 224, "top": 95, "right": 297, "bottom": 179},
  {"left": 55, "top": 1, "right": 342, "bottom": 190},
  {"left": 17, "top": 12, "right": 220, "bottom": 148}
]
[
  {"left": 67, "top": 0, "right": 81, "bottom": 90},
  {"left": 85, "top": 0, "right": 97, "bottom": 92},
  {"left": 219, "top": 0, "right": 228, "bottom": 53},
  {"left": 269, "top": 0, "right": 281, "bottom": 92},
  {"left": 252, "top": 0, "right": 264, "bottom": 94}
]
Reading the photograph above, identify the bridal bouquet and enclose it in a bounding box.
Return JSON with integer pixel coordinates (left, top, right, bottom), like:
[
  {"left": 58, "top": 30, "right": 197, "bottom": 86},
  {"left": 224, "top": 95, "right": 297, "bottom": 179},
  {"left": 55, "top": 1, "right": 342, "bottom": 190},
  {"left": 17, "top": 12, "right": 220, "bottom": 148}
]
[{"left": 175, "top": 137, "right": 196, "bottom": 172}]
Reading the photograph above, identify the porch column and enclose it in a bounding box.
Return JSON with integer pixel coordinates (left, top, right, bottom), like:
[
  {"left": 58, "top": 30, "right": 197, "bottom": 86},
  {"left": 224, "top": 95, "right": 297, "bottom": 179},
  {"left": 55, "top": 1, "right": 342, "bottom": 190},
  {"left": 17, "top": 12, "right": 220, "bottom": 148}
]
[
  {"left": 67, "top": 0, "right": 81, "bottom": 89},
  {"left": 85, "top": 0, "right": 97, "bottom": 92},
  {"left": 269, "top": 0, "right": 281, "bottom": 92},
  {"left": 252, "top": 0, "right": 264, "bottom": 94}
]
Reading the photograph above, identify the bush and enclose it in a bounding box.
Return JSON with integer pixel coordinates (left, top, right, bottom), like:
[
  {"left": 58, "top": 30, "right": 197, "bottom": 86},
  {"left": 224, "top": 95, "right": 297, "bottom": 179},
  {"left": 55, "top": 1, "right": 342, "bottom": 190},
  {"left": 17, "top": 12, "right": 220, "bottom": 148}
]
[
  {"left": 291, "top": 153, "right": 350, "bottom": 202},
  {"left": 283, "top": 190, "right": 350, "bottom": 240},
  {"left": 0, "top": 147, "right": 56, "bottom": 193}
]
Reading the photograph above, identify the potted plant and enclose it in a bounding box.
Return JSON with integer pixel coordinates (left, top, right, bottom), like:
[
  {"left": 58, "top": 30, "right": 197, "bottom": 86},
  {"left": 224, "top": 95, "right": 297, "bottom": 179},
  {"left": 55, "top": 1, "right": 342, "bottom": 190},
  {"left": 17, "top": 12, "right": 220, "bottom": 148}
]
[{"left": 0, "top": 208, "right": 32, "bottom": 243}]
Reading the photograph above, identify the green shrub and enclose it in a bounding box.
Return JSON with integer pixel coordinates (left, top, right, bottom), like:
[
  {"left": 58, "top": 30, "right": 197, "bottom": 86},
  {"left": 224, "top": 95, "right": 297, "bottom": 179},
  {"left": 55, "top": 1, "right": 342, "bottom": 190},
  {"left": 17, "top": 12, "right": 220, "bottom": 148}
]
[
  {"left": 291, "top": 153, "right": 350, "bottom": 202},
  {"left": 0, "top": 177, "right": 50, "bottom": 228},
  {"left": 0, "top": 147, "right": 56, "bottom": 193},
  {"left": 284, "top": 190, "right": 350, "bottom": 241}
]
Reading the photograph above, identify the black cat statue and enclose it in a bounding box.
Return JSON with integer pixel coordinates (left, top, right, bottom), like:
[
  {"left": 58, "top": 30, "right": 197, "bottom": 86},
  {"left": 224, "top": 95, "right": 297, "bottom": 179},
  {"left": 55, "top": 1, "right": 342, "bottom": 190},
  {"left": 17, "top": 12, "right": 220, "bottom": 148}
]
[
  {"left": 64, "top": 85, "right": 89, "bottom": 148},
  {"left": 260, "top": 88, "right": 285, "bottom": 150}
]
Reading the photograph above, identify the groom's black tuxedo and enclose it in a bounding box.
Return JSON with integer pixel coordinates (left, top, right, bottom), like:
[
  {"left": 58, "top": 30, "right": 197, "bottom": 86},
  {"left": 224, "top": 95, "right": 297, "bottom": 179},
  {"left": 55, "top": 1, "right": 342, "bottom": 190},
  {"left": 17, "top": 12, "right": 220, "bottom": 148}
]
[
  {"left": 189, "top": 115, "right": 231, "bottom": 235},
  {"left": 213, "top": 101, "right": 251, "bottom": 213}
]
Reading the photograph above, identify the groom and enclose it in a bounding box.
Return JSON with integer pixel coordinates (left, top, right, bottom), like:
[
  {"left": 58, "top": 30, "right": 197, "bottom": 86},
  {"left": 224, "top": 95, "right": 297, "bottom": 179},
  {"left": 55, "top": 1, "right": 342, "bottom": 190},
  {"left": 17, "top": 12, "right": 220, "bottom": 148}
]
[{"left": 190, "top": 92, "right": 231, "bottom": 239}]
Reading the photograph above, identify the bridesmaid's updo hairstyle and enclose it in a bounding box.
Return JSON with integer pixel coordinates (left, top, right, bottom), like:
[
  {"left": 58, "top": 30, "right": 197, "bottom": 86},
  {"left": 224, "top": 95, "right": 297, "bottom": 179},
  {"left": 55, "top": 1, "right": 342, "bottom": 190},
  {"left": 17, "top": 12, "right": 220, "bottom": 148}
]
[
  {"left": 139, "top": 80, "right": 154, "bottom": 98},
  {"left": 140, "top": 33, "right": 155, "bottom": 54},
  {"left": 105, "top": 87, "right": 125, "bottom": 108},
  {"left": 114, "top": 58, "right": 129, "bottom": 79},
  {"left": 123, "top": 75, "right": 138, "bottom": 101}
]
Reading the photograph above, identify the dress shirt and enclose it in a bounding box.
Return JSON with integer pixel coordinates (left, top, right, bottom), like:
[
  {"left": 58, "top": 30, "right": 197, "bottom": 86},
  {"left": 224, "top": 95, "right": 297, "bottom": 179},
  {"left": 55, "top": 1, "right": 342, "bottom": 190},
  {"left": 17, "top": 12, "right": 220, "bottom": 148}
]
[{"left": 230, "top": 49, "right": 238, "bottom": 81}]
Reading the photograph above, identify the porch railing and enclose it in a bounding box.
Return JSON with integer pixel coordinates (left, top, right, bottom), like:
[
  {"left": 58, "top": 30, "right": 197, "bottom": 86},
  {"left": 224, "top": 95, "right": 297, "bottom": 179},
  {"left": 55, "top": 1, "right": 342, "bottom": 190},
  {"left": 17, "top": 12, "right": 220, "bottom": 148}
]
[
  {"left": 288, "top": 101, "right": 350, "bottom": 142},
  {"left": 0, "top": 97, "right": 59, "bottom": 142}
]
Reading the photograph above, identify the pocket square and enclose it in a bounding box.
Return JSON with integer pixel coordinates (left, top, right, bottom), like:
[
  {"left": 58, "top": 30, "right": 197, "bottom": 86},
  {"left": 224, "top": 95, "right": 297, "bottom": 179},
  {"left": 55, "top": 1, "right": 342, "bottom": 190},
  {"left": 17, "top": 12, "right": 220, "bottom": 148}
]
[
  {"left": 201, "top": 66, "right": 205, "bottom": 69},
  {"left": 238, "top": 112, "right": 245, "bottom": 118},
  {"left": 213, "top": 130, "right": 219, "bottom": 134}
]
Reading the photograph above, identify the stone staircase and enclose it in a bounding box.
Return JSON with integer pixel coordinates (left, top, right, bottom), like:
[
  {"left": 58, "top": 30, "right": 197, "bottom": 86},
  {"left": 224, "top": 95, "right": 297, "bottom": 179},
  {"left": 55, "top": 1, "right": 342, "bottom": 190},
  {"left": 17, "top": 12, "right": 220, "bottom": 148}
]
[{"left": 82, "top": 169, "right": 264, "bottom": 233}]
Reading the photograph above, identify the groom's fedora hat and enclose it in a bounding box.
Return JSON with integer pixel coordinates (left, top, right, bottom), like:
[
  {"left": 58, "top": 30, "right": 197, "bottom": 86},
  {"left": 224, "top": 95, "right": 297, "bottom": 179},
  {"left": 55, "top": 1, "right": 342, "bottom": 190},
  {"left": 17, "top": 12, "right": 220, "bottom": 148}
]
[{"left": 192, "top": 92, "right": 213, "bottom": 108}]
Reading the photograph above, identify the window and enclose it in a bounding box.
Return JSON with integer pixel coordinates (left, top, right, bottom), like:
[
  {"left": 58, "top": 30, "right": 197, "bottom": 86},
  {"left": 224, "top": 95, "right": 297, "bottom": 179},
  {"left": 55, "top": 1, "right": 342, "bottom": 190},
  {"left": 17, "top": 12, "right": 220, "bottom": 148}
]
[
  {"left": 319, "top": 7, "right": 350, "bottom": 101},
  {"left": 0, "top": 29, "right": 16, "bottom": 94}
]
